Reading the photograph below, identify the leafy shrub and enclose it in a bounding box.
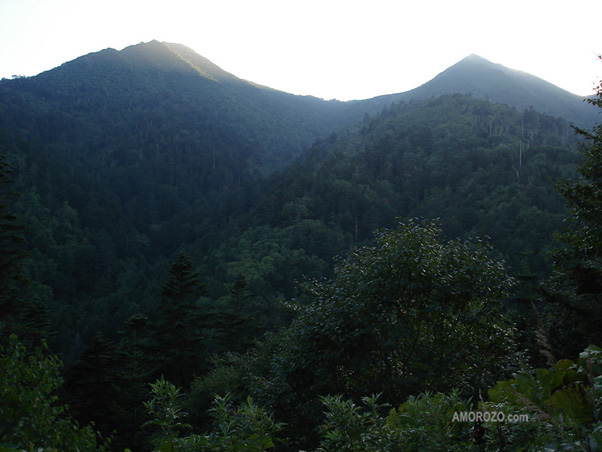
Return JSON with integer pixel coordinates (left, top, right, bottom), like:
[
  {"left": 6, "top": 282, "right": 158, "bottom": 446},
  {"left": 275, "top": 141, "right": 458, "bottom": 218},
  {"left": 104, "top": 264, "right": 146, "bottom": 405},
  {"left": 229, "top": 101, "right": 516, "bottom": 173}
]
[
  {"left": 0, "top": 333, "right": 105, "bottom": 452},
  {"left": 144, "top": 377, "right": 281, "bottom": 452}
]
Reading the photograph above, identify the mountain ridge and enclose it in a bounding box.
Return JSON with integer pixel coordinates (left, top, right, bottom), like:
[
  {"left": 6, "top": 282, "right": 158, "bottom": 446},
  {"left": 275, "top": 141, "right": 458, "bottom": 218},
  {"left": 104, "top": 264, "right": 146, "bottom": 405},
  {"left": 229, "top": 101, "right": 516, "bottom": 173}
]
[
  {"left": 4, "top": 40, "right": 376, "bottom": 172},
  {"left": 0, "top": 39, "right": 589, "bottom": 376},
  {"left": 2, "top": 41, "right": 597, "bottom": 181},
  {"left": 27, "top": 41, "right": 596, "bottom": 121},
  {"left": 393, "top": 53, "right": 597, "bottom": 127}
]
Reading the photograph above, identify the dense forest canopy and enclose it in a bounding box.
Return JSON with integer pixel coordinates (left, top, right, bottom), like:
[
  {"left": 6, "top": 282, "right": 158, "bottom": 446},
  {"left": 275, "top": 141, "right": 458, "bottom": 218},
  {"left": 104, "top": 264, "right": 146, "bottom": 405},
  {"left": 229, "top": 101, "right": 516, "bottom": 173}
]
[
  {"left": 0, "top": 92, "right": 582, "bottom": 358},
  {"left": 1, "top": 43, "right": 601, "bottom": 451}
]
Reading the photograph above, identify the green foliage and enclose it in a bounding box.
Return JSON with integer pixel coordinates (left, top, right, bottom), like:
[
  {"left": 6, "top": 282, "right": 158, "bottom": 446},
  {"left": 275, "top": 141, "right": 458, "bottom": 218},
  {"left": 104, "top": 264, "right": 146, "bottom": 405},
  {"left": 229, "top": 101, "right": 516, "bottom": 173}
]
[
  {"left": 143, "top": 377, "right": 192, "bottom": 451},
  {"left": 0, "top": 155, "right": 48, "bottom": 345},
  {"left": 112, "top": 314, "right": 154, "bottom": 452},
  {"left": 314, "top": 394, "right": 398, "bottom": 452},
  {"left": 144, "top": 379, "right": 281, "bottom": 452},
  {"left": 1, "top": 81, "right": 580, "bottom": 362},
  {"left": 62, "top": 334, "right": 126, "bottom": 446},
  {"left": 246, "top": 95, "right": 577, "bottom": 281},
  {"left": 486, "top": 345, "right": 602, "bottom": 451},
  {"left": 314, "top": 392, "right": 476, "bottom": 452},
  {"left": 1, "top": 44, "right": 597, "bottom": 451},
  {"left": 0, "top": 333, "right": 105, "bottom": 452},
  {"left": 146, "top": 252, "right": 210, "bottom": 386},
  {"left": 59, "top": 254, "right": 264, "bottom": 449},
  {"left": 286, "top": 219, "right": 516, "bottom": 397},
  {"left": 1, "top": 82, "right": 579, "bottom": 358},
  {"left": 387, "top": 391, "right": 478, "bottom": 451},
  {"left": 161, "top": 252, "right": 208, "bottom": 304},
  {"left": 195, "top": 394, "right": 282, "bottom": 452},
  {"left": 313, "top": 345, "right": 602, "bottom": 452},
  {"left": 546, "top": 67, "right": 602, "bottom": 356},
  {"left": 199, "top": 220, "right": 518, "bottom": 449}
]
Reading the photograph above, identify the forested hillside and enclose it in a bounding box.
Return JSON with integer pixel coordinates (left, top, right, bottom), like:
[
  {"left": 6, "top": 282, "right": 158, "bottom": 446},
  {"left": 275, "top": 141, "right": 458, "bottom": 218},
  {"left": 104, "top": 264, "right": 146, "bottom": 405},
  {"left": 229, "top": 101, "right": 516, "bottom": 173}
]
[
  {"left": 0, "top": 40, "right": 395, "bottom": 357},
  {"left": 217, "top": 95, "right": 579, "bottom": 279},
  {"left": 1, "top": 43, "right": 601, "bottom": 451}
]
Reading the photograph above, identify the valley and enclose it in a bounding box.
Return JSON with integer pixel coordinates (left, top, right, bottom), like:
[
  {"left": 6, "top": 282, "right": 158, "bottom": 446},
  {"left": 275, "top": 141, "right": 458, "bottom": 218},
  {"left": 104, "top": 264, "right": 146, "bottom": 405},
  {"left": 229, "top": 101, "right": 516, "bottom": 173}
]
[{"left": 1, "top": 41, "right": 601, "bottom": 451}]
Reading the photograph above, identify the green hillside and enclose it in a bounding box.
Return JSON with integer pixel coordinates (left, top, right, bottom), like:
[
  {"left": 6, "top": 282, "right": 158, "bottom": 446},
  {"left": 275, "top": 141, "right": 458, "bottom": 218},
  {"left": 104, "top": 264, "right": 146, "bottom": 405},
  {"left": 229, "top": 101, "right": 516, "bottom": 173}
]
[
  {"left": 2, "top": 40, "right": 387, "bottom": 173},
  {"left": 205, "top": 95, "right": 579, "bottom": 294},
  {"left": 0, "top": 41, "right": 589, "bottom": 356},
  {"left": 1, "top": 42, "right": 600, "bottom": 452}
]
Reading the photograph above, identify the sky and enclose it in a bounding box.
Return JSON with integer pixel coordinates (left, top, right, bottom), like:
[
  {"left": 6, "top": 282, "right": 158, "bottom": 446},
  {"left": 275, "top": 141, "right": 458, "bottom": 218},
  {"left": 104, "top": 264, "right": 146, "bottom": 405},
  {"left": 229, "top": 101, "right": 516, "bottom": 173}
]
[{"left": 0, "top": 0, "right": 600, "bottom": 101}]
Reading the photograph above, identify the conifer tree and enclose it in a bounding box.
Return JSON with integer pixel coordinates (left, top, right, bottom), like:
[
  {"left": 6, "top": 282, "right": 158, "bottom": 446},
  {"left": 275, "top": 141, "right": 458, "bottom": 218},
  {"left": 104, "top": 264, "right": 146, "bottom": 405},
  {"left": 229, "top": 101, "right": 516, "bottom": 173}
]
[
  {"left": 148, "top": 252, "right": 209, "bottom": 386},
  {"left": 63, "top": 334, "right": 121, "bottom": 437},
  {"left": 160, "top": 252, "right": 208, "bottom": 305},
  {"left": 113, "top": 314, "right": 153, "bottom": 452}
]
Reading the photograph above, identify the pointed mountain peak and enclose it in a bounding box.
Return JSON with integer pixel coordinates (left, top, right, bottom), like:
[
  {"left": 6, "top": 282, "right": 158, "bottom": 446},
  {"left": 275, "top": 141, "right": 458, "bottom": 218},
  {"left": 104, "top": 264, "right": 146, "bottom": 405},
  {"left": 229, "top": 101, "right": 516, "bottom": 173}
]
[
  {"left": 117, "top": 40, "right": 239, "bottom": 82},
  {"left": 462, "top": 53, "right": 489, "bottom": 61},
  {"left": 401, "top": 54, "right": 596, "bottom": 127},
  {"left": 41, "top": 40, "right": 239, "bottom": 85},
  {"left": 445, "top": 54, "right": 506, "bottom": 74}
]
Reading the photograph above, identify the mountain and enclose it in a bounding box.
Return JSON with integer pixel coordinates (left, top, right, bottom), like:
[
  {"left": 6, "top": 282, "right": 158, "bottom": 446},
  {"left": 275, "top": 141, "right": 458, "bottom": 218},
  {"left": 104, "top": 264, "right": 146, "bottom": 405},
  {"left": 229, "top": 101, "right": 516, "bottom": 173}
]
[
  {"left": 4, "top": 40, "right": 381, "bottom": 171},
  {"left": 0, "top": 41, "right": 591, "bottom": 359},
  {"left": 0, "top": 40, "right": 394, "bottom": 354},
  {"left": 3, "top": 41, "right": 601, "bottom": 451},
  {"left": 2, "top": 43, "right": 594, "bottom": 170},
  {"left": 219, "top": 94, "right": 579, "bottom": 286},
  {"left": 387, "top": 54, "right": 597, "bottom": 127}
]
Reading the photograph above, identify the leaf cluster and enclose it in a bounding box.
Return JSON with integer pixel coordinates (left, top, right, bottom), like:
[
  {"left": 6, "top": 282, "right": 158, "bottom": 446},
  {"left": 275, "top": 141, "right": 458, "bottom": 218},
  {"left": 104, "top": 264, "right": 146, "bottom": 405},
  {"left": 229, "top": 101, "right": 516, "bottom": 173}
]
[{"left": 0, "top": 333, "right": 106, "bottom": 452}]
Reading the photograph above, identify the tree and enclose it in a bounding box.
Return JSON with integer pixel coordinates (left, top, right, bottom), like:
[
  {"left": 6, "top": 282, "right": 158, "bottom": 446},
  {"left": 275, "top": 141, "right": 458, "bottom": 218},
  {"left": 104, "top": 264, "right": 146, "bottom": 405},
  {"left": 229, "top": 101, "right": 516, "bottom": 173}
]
[
  {"left": 143, "top": 376, "right": 192, "bottom": 451},
  {"left": 63, "top": 334, "right": 122, "bottom": 444},
  {"left": 0, "top": 154, "right": 51, "bottom": 347},
  {"left": 313, "top": 345, "right": 602, "bottom": 451},
  {"left": 113, "top": 314, "right": 154, "bottom": 452},
  {"left": 147, "top": 252, "right": 209, "bottom": 386},
  {"left": 487, "top": 345, "right": 602, "bottom": 451},
  {"left": 0, "top": 158, "right": 99, "bottom": 451},
  {"left": 229, "top": 273, "right": 252, "bottom": 308},
  {"left": 203, "top": 221, "right": 518, "bottom": 449},
  {"left": 144, "top": 379, "right": 282, "bottom": 452},
  {"left": 159, "top": 252, "right": 208, "bottom": 305},
  {"left": 0, "top": 333, "right": 106, "bottom": 451},
  {"left": 547, "top": 62, "right": 602, "bottom": 356},
  {"left": 314, "top": 392, "right": 476, "bottom": 452},
  {"left": 293, "top": 220, "right": 516, "bottom": 393}
]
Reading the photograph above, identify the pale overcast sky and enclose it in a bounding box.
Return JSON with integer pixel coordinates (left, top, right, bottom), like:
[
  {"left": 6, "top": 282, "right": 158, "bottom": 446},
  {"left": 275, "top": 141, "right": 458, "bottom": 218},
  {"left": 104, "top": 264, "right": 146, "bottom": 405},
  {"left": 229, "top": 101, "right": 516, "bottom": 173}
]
[{"left": 0, "top": 0, "right": 600, "bottom": 101}]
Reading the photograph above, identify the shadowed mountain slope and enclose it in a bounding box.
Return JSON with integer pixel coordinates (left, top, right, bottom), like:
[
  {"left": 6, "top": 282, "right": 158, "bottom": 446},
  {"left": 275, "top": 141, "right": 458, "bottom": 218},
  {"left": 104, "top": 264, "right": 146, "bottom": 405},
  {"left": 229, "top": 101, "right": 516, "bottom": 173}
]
[
  {"left": 3, "top": 40, "right": 380, "bottom": 171},
  {"left": 384, "top": 54, "right": 597, "bottom": 128},
  {"left": 0, "top": 41, "right": 592, "bottom": 360}
]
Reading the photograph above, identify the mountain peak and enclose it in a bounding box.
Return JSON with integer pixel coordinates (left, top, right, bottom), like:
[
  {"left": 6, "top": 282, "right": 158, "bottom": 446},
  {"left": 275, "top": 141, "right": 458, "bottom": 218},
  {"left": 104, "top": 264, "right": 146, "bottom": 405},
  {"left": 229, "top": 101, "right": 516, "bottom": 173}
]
[
  {"left": 463, "top": 53, "right": 488, "bottom": 61},
  {"left": 116, "top": 40, "right": 239, "bottom": 82},
  {"left": 400, "top": 53, "right": 596, "bottom": 127},
  {"left": 40, "top": 40, "right": 239, "bottom": 86},
  {"left": 448, "top": 54, "right": 506, "bottom": 73}
]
